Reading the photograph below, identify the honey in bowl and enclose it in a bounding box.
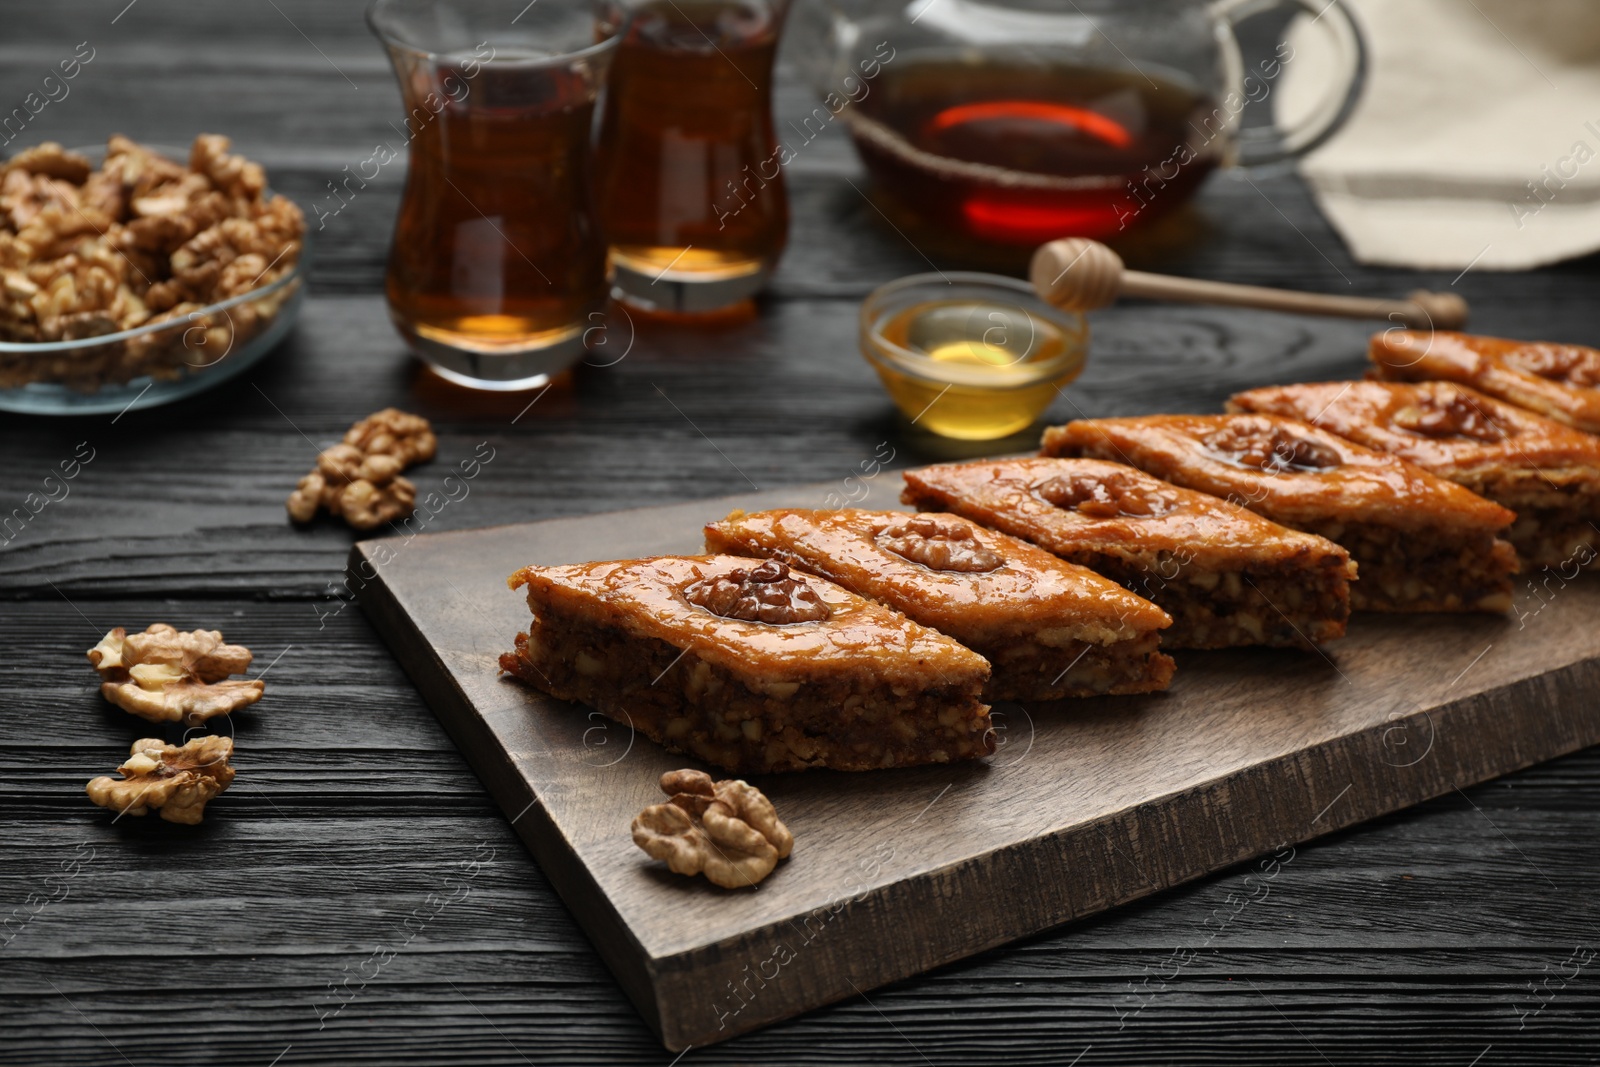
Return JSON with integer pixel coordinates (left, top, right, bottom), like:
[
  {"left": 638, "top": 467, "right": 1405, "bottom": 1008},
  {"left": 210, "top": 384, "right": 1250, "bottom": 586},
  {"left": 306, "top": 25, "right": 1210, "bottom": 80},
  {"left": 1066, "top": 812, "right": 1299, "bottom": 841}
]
[
  {"left": 861, "top": 274, "right": 1087, "bottom": 440},
  {"left": 845, "top": 60, "right": 1222, "bottom": 245}
]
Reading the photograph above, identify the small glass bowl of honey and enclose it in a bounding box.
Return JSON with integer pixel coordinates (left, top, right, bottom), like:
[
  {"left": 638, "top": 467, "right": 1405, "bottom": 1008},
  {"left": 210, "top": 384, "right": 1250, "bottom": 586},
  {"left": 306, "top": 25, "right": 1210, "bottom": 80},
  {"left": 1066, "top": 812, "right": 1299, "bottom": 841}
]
[{"left": 860, "top": 272, "right": 1088, "bottom": 440}]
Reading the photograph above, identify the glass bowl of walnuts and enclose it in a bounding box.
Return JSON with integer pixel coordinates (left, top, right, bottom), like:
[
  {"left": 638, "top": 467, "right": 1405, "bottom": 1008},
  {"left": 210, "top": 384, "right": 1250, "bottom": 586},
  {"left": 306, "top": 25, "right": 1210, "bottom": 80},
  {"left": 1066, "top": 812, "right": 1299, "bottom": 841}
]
[{"left": 0, "top": 136, "right": 309, "bottom": 416}]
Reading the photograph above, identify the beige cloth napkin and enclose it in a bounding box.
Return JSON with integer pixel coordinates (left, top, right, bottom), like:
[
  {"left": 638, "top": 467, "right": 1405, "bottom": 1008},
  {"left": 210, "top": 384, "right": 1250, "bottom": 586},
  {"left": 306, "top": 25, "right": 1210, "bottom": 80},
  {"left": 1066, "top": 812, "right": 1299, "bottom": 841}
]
[{"left": 1279, "top": 0, "right": 1600, "bottom": 270}]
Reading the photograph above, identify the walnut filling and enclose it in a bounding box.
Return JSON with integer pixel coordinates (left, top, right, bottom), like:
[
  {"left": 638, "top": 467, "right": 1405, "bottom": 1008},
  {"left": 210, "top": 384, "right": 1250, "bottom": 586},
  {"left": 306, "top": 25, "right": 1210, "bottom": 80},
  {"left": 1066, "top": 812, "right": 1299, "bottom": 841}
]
[
  {"left": 877, "top": 515, "right": 1002, "bottom": 573},
  {"left": 1391, "top": 393, "right": 1508, "bottom": 441},
  {"left": 1505, "top": 502, "right": 1600, "bottom": 568},
  {"left": 1062, "top": 554, "right": 1351, "bottom": 650},
  {"left": 977, "top": 630, "right": 1174, "bottom": 700},
  {"left": 1506, "top": 344, "right": 1600, "bottom": 388},
  {"left": 682, "top": 560, "right": 831, "bottom": 624},
  {"left": 503, "top": 618, "right": 992, "bottom": 774},
  {"left": 1034, "top": 471, "right": 1177, "bottom": 518},
  {"left": 1201, "top": 422, "right": 1342, "bottom": 473},
  {"left": 1298, "top": 519, "right": 1515, "bottom": 612}
]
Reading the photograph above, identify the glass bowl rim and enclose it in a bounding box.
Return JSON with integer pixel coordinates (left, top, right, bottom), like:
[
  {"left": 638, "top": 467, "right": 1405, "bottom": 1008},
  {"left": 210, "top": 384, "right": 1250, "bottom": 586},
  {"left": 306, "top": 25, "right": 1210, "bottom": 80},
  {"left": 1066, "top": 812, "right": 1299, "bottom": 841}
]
[
  {"left": 0, "top": 142, "right": 310, "bottom": 355},
  {"left": 859, "top": 270, "right": 1089, "bottom": 388},
  {"left": 365, "top": 0, "right": 620, "bottom": 66}
]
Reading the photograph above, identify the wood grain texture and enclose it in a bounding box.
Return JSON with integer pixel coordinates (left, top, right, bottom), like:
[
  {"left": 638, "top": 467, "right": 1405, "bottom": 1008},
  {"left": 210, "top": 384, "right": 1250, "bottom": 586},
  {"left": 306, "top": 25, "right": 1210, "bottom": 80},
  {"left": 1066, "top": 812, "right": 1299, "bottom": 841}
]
[
  {"left": 5, "top": 1, "right": 1600, "bottom": 1063},
  {"left": 351, "top": 489, "right": 1600, "bottom": 1049}
]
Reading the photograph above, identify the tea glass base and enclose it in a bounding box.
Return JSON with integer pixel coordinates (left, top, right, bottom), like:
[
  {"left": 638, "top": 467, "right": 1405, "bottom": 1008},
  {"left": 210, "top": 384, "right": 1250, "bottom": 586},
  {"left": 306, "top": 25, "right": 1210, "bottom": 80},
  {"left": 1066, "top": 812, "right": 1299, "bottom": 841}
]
[
  {"left": 609, "top": 246, "right": 771, "bottom": 314},
  {"left": 393, "top": 313, "right": 590, "bottom": 392}
]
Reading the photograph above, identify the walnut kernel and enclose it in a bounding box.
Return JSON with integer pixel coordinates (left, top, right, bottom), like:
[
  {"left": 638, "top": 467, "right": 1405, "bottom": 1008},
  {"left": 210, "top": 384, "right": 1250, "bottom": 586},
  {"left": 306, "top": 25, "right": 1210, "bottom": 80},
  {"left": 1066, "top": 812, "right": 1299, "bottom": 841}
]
[
  {"left": 0, "top": 134, "right": 305, "bottom": 391},
  {"left": 1038, "top": 471, "right": 1177, "bottom": 518},
  {"left": 1202, "top": 421, "right": 1342, "bottom": 473},
  {"left": 86, "top": 735, "right": 236, "bottom": 824},
  {"left": 632, "top": 770, "right": 793, "bottom": 888},
  {"left": 344, "top": 407, "right": 438, "bottom": 466},
  {"left": 87, "top": 623, "right": 262, "bottom": 725},
  {"left": 878, "top": 515, "right": 1003, "bottom": 572},
  {"left": 338, "top": 475, "right": 417, "bottom": 529},
  {"left": 1393, "top": 390, "right": 1508, "bottom": 442},
  {"left": 683, "top": 560, "right": 831, "bottom": 624},
  {"left": 1506, "top": 343, "right": 1600, "bottom": 388},
  {"left": 286, "top": 409, "right": 434, "bottom": 530}
]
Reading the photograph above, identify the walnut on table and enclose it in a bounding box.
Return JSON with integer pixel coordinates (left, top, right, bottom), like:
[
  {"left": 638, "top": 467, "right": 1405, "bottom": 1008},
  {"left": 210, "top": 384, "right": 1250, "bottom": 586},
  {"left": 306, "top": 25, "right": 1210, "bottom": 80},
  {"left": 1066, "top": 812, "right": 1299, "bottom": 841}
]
[
  {"left": 632, "top": 769, "right": 794, "bottom": 889},
  {"left": 343, "top": 406, "right": 437, "bottom": 466},
  {"left": 86, "top": 735, "right": 235, "bottom": 824},
  {"left": 286, "top": 408, "right": 435, "bottom": 530},
  {"left": 87, "top": 623, "right": 263, "bottom": 725}
]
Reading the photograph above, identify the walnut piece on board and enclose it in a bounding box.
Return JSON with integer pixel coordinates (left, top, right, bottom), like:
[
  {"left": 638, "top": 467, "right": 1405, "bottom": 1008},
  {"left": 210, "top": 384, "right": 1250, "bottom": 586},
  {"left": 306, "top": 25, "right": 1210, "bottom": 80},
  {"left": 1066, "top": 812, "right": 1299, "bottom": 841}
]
[{"left": 633, "top": 769, "right": 794, "bottom": 889}]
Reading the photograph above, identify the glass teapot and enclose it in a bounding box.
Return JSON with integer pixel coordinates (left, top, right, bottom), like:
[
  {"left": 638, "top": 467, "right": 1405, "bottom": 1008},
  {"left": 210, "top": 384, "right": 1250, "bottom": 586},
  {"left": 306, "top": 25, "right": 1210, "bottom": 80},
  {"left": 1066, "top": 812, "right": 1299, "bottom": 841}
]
[{"left": 792, "top": 0, "right": 1365, "bottom": 246}]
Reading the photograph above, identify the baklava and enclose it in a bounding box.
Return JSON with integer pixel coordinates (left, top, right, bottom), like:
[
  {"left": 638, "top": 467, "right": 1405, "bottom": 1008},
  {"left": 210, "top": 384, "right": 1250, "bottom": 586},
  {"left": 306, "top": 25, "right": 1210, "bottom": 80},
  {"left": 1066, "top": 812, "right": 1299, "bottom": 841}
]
[
  {"left": 1043, "top": 414, "right": 1519, "bottom": 612},
  {"left": 1370, "top": 330, "right": 1600, "bottom": 433},
  {"left": 1230, "top": 380, "right": 1600, "bottom": 568},
  {"left": 704, "top": 508, "right": 1175, "bottom": 701},
  {"left": 901, "top": 457, "right": 1354, "bottom": 650},
  {"left": 501, "top": 555, "right": 994, "bottom": 774}
]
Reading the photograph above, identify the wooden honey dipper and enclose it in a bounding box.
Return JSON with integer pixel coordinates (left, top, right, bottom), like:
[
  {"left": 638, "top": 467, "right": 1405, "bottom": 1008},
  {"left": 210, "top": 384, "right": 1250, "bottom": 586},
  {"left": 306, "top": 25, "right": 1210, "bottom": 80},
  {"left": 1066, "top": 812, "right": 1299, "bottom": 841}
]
[{"left": 1030, "top": 238, "right": 1469, "bottom": 330}]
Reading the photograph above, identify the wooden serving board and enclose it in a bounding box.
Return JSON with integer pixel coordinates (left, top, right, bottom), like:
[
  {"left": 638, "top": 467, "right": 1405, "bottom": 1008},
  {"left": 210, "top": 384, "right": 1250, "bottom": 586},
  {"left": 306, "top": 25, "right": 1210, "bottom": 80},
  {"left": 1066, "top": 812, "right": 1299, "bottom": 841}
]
[{"left": 351, "top": 484, "right": 1600, "bottom": 1051}]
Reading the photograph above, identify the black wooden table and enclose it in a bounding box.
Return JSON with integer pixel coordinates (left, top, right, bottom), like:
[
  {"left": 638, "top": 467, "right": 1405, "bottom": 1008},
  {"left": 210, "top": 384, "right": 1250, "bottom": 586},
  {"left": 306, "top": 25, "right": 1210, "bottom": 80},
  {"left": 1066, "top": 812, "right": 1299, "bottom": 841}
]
[{"left": 5, "top": 3, "right": 1598, "bottom": 1064}]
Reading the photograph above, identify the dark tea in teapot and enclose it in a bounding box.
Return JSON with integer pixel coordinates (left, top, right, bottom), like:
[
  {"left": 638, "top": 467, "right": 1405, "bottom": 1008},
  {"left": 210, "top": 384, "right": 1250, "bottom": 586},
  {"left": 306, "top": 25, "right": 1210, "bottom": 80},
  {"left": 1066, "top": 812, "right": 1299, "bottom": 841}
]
[{"left": 844, "top": 59, "right": 1225, "bottom": 244}]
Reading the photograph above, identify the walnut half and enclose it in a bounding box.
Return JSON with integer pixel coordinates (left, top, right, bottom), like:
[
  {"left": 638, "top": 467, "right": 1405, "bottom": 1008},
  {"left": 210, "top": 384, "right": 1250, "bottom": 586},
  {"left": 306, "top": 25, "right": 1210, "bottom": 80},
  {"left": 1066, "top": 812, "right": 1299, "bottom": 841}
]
[
  {"left": 1038, "top": 470, "right": 1177, "bottom": 519},
  {"left": 1392, "top": 390, "right": 1508, "bottom": 442},
  {"left": 286, "top": 408, "right": 433, "bottom": 530},
  {"left": 1203, "top": 421, "right": 1342, "bottom": 473},
  {"left": 86, "top": 735, "right": 236, "bottom": 824},
  {"left": 632, "top": 769, "right": 794, "bottom": 889},
  {"left": 683, "top": 560, "right": 831, "bottom": 624},
  {"left": 87, "top": 623, "right": 263, "bottom": 725},
  {"left": 877, "top": 515, "right": 1002, "bottom": 572},
  {"left": 1505, "top": 342, "right": 1600, "bottom": 388}
]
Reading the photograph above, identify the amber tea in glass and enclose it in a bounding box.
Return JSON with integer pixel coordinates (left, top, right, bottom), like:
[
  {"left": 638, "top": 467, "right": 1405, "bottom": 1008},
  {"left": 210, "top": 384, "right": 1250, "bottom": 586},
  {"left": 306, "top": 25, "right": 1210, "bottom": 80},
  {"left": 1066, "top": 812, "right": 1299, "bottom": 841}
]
[
  {"left": 595, "top": 0, "right": 788, "bottom": 313},
  {"left": 370, "top": 0, "right": 616, "bottom": 389}
]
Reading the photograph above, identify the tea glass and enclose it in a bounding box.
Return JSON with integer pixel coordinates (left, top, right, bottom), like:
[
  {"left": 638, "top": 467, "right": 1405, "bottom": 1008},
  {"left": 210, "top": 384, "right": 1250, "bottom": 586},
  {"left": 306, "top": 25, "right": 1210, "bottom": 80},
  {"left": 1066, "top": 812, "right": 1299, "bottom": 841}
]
[
  {"left": 594, "top": 0, "right": 790, "bottom": 313},
  {"left": 369, "top": 0, "right": 616, "bottom": 389}
]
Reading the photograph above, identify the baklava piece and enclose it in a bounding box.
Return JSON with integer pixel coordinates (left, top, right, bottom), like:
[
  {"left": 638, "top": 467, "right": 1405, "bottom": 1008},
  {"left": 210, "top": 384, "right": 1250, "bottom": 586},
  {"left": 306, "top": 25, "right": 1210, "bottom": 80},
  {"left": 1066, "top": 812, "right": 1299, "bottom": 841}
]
[
  {"left": 1370, "top": 330, "right": 1600, "bottom": 433},
  {"left": 500, "top": 555, "right": 993, "bottom": 774},
  {"left": 901, "top": 458, "right": 1353, "bottom": 650},
  {"left": 704, "top": 508, "right": 1174, "bottom": 701},
  {"left": 1230, "top": 380, "right": 1600, "bottom": 568},
  {"left": 1043, "top": 414, "right": 1519, "bottom": 613}
]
